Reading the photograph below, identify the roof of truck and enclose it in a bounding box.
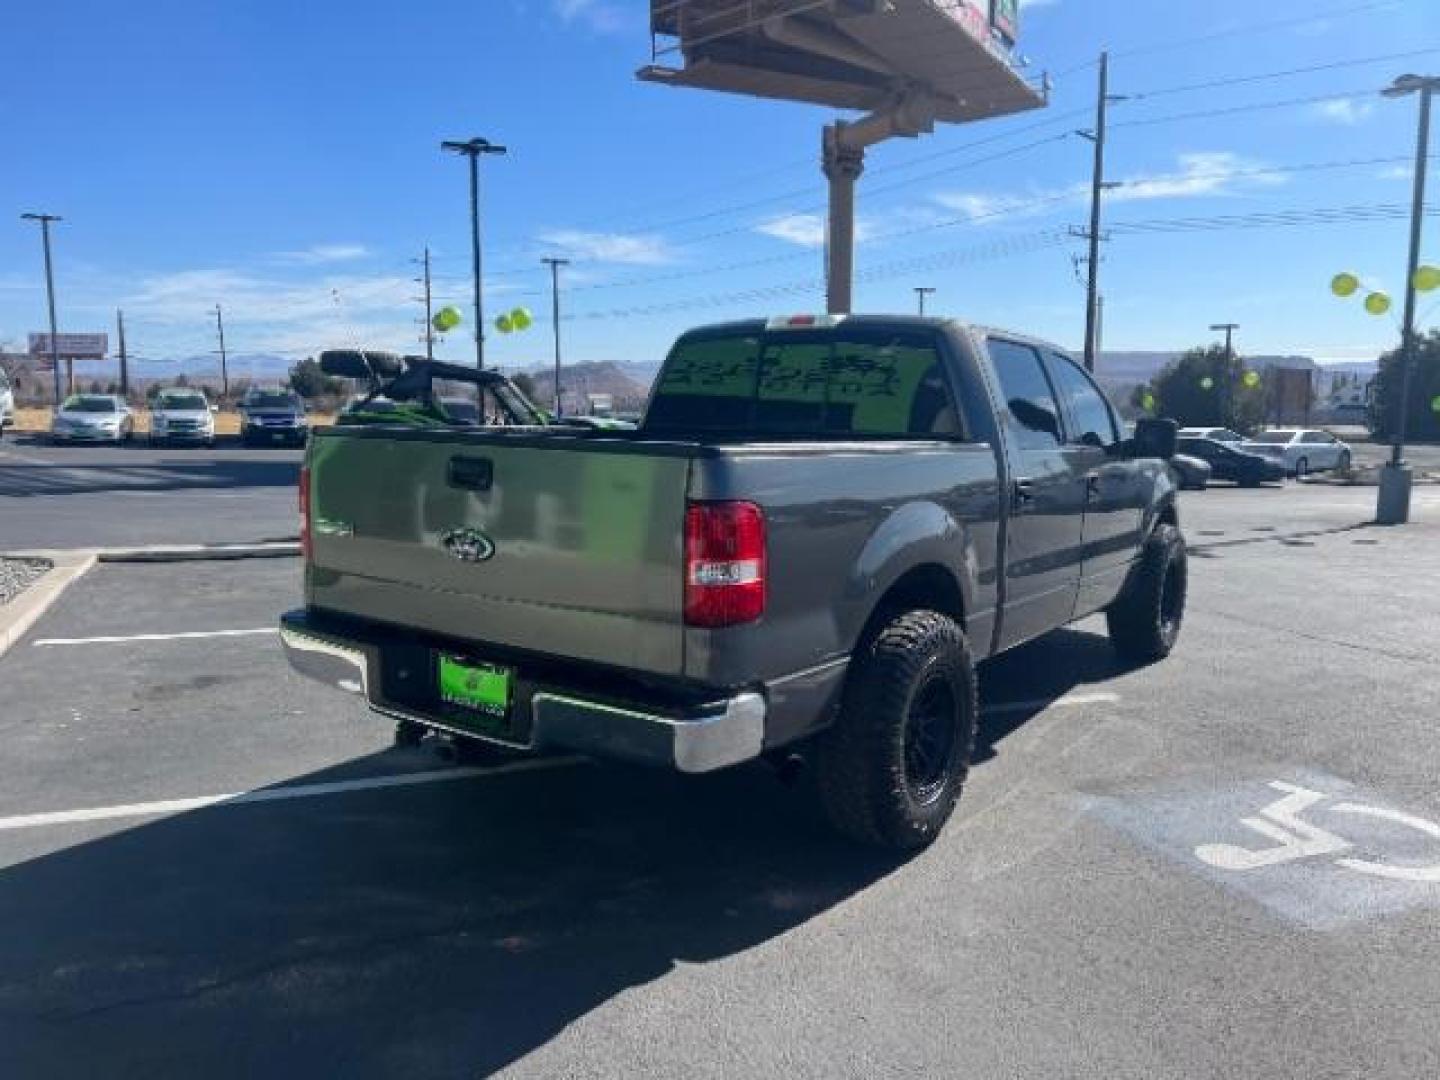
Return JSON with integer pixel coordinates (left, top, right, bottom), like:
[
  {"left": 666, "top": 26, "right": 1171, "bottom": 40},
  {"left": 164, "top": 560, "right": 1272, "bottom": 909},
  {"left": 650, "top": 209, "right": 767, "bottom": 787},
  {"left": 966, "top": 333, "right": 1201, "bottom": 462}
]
[{"left": 673, "top": 314, "right": 1076, "bottom": 361}]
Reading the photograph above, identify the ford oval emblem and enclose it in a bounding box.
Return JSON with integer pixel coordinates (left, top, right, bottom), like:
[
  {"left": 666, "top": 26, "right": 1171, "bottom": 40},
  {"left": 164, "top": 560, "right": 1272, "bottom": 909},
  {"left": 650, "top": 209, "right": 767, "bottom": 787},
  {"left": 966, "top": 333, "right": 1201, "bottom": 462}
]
[{"left": 441, "top": 527, "right": 495, "bottom": 563}]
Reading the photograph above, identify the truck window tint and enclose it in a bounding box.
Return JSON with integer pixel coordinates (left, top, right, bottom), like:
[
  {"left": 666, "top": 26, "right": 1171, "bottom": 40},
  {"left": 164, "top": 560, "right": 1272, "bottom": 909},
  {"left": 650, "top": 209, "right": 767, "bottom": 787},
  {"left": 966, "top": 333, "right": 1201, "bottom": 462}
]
[
  {"left": 646, "top": 332, "right": 961, "bottom": 438},
  {"left": 1048, "top": 352, "right": 1119, "bottom": 449},
  {"left": 987, "top": 338, "right": 1063, "bottom": 451}
]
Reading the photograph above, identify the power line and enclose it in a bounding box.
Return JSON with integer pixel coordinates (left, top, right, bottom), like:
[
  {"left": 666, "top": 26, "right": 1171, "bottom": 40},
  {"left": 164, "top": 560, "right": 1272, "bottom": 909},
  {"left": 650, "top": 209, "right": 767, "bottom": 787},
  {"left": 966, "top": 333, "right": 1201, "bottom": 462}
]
[
  {"left": 1110, "top": 0, "right": 1407, "bottom": 61},
  {"left": 562, "top": 200, "right": 1435, "bottom": 323},
  {"left": 1121, "top": 46, "right": 1440, "bottom": 102},
  {"left": 1110, "top": 87, "right": 1386, "bottom": 130}
]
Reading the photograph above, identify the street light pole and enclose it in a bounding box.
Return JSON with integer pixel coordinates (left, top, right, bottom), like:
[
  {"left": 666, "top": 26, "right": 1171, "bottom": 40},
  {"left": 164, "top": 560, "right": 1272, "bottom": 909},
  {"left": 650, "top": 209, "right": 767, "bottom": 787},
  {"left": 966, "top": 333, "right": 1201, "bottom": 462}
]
[
  {"left": 542, "top": 257, "right": 569, "bottom": 418},
  {"left": 21, "top": 212, "right": 63, "bottom": 405},
  {"left": 441, "top": 137, "right": 507, "bottom": 370},
  {"left": 1377, "top": 73, "right": 1438, "bottom": 524},
  {"left": 913, "top": 286, "right": 936, "bottom": 316}
]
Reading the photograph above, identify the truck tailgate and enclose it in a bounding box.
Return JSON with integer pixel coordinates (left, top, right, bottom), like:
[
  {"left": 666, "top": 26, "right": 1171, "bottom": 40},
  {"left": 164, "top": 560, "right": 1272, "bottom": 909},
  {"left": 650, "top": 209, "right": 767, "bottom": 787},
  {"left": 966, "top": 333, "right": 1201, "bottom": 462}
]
[{"left": 305, "top": 431, "right": 692, "bottom": 675}]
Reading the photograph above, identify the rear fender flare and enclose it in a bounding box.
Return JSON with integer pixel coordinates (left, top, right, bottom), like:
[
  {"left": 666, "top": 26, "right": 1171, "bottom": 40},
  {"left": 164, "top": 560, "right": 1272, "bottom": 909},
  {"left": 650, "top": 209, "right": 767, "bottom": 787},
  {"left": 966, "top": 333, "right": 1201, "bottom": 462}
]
[{"left": 840, "top": 501, "right": 975, "bottom": 646}]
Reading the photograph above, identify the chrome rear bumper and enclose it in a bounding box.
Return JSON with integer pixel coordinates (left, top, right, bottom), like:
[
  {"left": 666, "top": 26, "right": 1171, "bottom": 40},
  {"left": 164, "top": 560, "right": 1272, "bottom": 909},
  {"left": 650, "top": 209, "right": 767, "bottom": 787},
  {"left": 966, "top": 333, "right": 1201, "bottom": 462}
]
[{"left": 279, "top": 611, "right": 765, "bottom": 773}]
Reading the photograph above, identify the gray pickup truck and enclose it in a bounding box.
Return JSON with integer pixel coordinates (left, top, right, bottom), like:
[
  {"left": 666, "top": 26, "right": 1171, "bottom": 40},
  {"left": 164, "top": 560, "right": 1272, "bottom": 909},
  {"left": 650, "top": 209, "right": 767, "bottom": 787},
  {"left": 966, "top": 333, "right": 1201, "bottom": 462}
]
[{"left": 281, "top": 315, "right": 1186, "bottom": 849}]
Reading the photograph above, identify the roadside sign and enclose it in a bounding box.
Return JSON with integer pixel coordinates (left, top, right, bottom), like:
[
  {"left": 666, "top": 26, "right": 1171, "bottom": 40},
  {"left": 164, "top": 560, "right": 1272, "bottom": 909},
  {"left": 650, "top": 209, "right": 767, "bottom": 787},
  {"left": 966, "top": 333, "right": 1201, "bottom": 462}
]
[
  {"left": 29, "top": 332, "right": 108, "bottom": 358},
  {"left": 991, "top": 0, "right": 1019, "bottom": 43}
]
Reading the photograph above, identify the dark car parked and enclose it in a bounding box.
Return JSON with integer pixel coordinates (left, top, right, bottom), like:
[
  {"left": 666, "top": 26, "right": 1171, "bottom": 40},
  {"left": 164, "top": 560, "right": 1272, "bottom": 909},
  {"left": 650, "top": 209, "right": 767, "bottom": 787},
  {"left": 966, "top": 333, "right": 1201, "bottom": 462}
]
[
  {"left": 1176, "top": 436, "right": 1284, "bottom": 487},
  {"left": 240, "top": 388, "right": 308, "bottom": 447}
]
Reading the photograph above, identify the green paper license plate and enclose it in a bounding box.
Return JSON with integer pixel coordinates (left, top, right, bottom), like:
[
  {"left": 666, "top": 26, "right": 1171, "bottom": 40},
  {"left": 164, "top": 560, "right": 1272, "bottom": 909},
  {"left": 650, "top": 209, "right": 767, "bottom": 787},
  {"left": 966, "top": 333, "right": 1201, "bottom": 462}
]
[{"left": 437, "top": 654, "right": 512, "bottom": 718}]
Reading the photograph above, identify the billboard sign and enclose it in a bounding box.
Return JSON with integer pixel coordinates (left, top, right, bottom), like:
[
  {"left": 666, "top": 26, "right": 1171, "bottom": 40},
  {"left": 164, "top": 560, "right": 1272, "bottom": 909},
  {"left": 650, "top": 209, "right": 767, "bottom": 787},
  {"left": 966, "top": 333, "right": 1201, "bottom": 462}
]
[
  {"left": 28, "top": 332, "right": 108, "bottom": 359},
  {"left": 991, "top": 0, "right": 1019, "bottom": 43}
]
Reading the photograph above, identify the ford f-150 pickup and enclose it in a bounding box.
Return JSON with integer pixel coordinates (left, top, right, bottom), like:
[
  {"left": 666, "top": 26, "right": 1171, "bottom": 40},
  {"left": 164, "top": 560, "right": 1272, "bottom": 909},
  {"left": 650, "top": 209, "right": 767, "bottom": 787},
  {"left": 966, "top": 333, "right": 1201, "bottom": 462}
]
[{"left": 280, "top": 315, "right": 1186, "bottom": 849}]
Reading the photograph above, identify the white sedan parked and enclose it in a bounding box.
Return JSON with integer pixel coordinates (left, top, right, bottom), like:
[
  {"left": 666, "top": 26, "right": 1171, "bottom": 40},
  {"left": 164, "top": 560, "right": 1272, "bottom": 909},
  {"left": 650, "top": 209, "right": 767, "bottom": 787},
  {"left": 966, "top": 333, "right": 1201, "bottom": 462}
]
[
  {"left": 1178, "top": 426, "right": 1244, "bottom": 445},
  {"left": 1241, "top": 429, "right": 1352, "bottom": 477}
]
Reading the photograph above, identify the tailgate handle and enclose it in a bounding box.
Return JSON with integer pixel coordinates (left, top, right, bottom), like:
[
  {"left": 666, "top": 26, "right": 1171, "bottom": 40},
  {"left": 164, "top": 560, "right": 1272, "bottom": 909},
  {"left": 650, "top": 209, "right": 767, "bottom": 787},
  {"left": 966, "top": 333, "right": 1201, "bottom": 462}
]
[{"left": 448, "top": 456, "right": 493, "bottom": 492}]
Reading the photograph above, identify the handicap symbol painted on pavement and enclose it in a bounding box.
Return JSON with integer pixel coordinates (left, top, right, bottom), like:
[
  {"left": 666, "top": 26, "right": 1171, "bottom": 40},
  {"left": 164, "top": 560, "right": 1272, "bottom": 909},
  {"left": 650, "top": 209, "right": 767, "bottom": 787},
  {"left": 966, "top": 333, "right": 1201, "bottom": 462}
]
[
  {"left": 1195, "top": 780, "right": 1440, "bottom": 882},
  {"left": 1091, "top": 772, "right": 1440, "bottom": 927}
]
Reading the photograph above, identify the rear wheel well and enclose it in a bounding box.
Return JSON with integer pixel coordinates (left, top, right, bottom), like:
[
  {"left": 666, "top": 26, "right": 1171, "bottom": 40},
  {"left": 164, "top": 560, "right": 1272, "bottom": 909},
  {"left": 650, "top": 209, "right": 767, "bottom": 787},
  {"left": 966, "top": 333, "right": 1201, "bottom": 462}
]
[{"left": 859, "top": 564, "right": 966, "bottom": 649}]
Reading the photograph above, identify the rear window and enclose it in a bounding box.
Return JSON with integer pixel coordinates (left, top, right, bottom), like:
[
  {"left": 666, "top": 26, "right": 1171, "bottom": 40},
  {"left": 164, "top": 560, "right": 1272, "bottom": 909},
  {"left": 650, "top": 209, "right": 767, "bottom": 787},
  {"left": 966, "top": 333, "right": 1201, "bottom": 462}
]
[
  {"left": 643, "top": 329, "right": 962, "bottom": 439},
  {"left": 1251, "top": 430, "right": 1296, "bottom": 444}
]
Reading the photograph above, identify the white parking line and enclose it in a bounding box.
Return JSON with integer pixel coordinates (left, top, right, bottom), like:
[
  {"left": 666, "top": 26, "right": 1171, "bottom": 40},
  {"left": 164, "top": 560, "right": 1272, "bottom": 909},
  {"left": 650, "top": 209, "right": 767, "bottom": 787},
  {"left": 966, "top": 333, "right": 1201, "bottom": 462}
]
[
  {"left": 0, "top": 447, "right": 54, "bottom": 465},
  {"left": 0, "top": 757, "right": 581, "bottom": 833},
  {"left": 982, "top": 691, "right": 1120, "bottom": 715},
  {"left": 33, "top": 627, "right": 276, "bottom": 647}
]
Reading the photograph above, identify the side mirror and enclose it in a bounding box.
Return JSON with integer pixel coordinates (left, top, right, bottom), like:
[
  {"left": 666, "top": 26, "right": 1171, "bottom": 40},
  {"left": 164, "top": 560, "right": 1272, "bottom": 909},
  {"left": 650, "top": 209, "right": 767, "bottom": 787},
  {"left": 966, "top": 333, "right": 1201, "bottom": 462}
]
[{"left": 1132, "top": 417, "right": 1178, "bottom": 460}]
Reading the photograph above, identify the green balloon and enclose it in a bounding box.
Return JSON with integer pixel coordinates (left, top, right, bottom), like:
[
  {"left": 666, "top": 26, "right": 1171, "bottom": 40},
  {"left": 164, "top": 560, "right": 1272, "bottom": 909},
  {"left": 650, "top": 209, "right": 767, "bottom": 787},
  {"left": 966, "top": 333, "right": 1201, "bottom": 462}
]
[
  {"left": 1364, "top": 291, "right": 1392, "bottom": 316},
  {"left": 494, "top": 313, "right": 514, "bottom": 334},
  {"left": 1200, "top": 376, "right": 1215, "bottom": 390},
  {"left": 432, "top": 305, "right": 462, "bottom": 332},
  {"left": 510, "top": 307, "right": 533, "bottom": 331},
  {"left": 1242, "top": 370, "right": 1261, "bottom": 389},
  {"left": 1331, "top": 272, "right": 1360, "bottom": 298},
  {"left": 1414, "top": 265, "right": 1440, "bottom": 293},
  {"left": 1141, "top": 392, "right": 1157, "bottom": 412},
  {"left": 1431, "top": 395, "right": 1440, "bottom": 414}
]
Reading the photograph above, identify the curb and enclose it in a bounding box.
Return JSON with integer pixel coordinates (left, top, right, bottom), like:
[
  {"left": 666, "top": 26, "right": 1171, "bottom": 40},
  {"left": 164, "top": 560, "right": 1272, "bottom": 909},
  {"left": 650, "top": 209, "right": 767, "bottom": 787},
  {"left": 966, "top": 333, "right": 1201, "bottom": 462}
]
[
  {"left": 96, "top": 542, "right": 302, "bottom": 563},
  {"left": 0, "top": 553, "right": 97, "bottom": 662}
]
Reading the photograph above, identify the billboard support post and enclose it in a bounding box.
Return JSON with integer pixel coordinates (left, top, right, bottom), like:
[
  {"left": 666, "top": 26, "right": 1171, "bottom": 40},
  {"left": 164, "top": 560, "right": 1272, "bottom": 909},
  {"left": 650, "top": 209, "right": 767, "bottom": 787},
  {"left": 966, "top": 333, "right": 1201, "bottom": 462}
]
[
  {"left": 641, "top": 0, "right": 1047, "bottom": 319},
  {"left": 823, "top": 126, "right": 864, "bottom": 315}
]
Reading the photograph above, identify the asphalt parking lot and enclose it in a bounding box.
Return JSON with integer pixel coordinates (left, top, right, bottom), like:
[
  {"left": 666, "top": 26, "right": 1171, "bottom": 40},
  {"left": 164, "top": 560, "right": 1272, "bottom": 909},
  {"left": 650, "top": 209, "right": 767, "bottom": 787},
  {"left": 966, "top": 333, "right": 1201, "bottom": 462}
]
[
  {"left": 2, "top": 482, "right": 1440, "bottom": 1078},
  {"left": 0, "top": 436, "right": 301, "bottom": 551}
]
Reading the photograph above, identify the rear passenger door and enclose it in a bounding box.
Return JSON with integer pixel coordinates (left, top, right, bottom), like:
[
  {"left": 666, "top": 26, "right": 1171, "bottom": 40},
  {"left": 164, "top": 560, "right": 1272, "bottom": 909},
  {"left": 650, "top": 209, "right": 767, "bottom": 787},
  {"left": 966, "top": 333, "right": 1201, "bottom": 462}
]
[
  {"left": 1045, "top": 352, "right": 1146, "bottom": 616},
  {"left": 987, "top": 338, "right": 1086, "bottom": 650}
]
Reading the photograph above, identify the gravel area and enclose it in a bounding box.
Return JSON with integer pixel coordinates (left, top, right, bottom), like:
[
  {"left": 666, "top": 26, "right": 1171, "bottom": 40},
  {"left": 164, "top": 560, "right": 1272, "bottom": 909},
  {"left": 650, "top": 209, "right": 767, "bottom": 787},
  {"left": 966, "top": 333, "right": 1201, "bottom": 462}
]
[{"left": 0, "top": 558, "right": 51, "bottom": 606}]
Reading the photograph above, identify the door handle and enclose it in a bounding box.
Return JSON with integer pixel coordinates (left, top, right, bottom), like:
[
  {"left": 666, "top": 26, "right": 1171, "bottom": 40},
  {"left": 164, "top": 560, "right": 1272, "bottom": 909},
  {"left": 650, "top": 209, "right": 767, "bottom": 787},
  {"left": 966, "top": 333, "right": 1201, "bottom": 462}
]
[{"left": 1012, "top": 478, "right": 1036, "bottom": 509}]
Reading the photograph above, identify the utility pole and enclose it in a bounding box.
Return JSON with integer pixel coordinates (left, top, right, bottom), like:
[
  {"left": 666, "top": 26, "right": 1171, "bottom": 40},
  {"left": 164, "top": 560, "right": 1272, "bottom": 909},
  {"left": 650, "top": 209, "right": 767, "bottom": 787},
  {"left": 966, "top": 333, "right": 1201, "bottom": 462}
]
[
  {"left": 914, "top": 286, "right": 936, "bottom": 316},
  {"left": 1211, "top": 322, "right": 1239, "bottom": 427},
  {"left": 1077, "top": 52, "right": 1123, "bottom": 373},
  {"left": 20, "top": 212, "right": 64, "bottom": 405},
  {"left": 213, "top": 304, "right": 229, "bottom": 402},
  {"left": 116, "top": 308, "right": 130, "bottom": 399},
  {"left": 1376, "top": 74, "right": 1438, "bottom": 528},
  {"left": 441, "top": 137, "right": 507, "bottom": 369},
  {"left": 542, "top": 257, "right": 570, "bottom": 418},
  {"left": 415, "top": 246, "right": 435, "bottom": 361},
  {"left": 1211, "top": 322, "right": 1238, "bottom": 362}
]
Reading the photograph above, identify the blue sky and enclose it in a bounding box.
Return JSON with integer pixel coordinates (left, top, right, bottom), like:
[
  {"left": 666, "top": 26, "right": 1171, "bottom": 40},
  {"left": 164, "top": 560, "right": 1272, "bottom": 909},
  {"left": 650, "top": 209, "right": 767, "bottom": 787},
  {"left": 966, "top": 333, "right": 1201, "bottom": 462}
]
[{"left": 2, "top": 0, "right": 1438, "bottom": 376}]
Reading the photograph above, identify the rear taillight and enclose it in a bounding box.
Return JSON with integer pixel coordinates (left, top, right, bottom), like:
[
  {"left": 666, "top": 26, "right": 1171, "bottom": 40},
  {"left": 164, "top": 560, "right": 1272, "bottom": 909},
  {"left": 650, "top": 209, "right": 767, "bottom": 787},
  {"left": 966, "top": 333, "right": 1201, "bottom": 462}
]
[
  {"left": 684, "top": 501, "right": 766, "bottom": 628},
  {"left": 299, "top": 466, "right": 311, "bottom": 558}
]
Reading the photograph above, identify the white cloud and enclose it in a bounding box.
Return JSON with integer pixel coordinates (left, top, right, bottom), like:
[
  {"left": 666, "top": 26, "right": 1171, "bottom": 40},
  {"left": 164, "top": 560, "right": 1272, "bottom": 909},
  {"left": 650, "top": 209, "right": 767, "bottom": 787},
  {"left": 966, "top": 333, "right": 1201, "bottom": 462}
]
[
  {"left": 927, "top": 151, "right": 1282, "bottom": 233},
  {"left": 1312, "top": 99, "right": 1375, "bottom": 125},
  {"left": 1109, "top": 151, "right": 1283, "bottom": 202},
  {"left": 1018, "top": 0, "right": 1059, "bottom": 7},
  {"left": 1377, "top": 165, "right": 1412, "bottom": 182},
  {"left": 552, "top": 0, "right": 628, "bottom": 33},
  {"left": 753, "top": 212, "right": 883, "bottom": 248},
  {"left": 272, "top": 243, "right": 371, "bottom": 265},
  {"left": 122, "top": 268, "right": 412, "bottom": 324},
  {"left": 536, "top": 229, "right": 673, "bottom": 265},
  {"left": 930, "top": 190, "right": 1053, "bottom": 221}
]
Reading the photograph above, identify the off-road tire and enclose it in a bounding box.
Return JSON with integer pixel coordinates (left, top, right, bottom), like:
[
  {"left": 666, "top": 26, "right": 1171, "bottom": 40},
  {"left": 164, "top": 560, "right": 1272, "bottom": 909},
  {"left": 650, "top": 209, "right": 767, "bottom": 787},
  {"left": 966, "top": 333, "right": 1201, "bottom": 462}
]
[
  {"left": 1107, "top": 522, "right": 1187, "bottom": 663},
  {"left": 815, "top": 610, "right": 977, "bottom": 850}
]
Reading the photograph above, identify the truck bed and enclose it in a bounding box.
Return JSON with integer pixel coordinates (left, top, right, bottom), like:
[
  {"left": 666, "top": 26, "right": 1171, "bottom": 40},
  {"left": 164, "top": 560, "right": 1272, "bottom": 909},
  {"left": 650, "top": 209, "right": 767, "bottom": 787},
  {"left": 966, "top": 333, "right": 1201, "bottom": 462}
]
[{"left": 304, "top": 424, "right": 1002, "bottom": 688}]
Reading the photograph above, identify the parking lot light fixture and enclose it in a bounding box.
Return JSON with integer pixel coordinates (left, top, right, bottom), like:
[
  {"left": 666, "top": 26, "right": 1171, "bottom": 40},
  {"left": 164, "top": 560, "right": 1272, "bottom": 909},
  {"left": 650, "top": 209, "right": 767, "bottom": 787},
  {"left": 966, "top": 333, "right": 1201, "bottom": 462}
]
[{"left": 1375, "top": 73, "right": 1438, "bottom": 524}]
